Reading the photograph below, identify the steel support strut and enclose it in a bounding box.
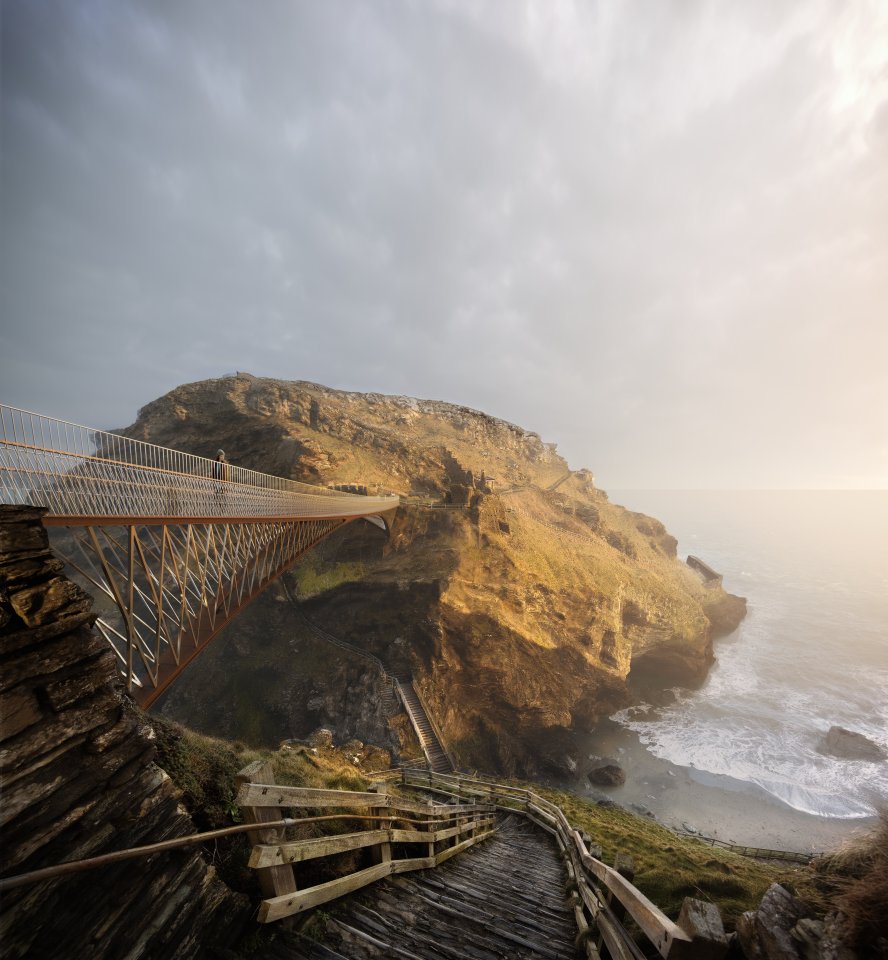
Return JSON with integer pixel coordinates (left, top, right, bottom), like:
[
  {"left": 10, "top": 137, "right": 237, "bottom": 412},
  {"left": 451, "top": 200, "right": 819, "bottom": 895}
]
[{"left": 52, "top": 518, "right": 348, "bottom": 706}]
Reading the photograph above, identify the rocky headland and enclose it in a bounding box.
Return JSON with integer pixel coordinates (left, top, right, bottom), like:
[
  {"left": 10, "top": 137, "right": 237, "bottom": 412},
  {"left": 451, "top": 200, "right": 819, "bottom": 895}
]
[{"left": 119, "top": 373, "right": 746, "bottom": 777}]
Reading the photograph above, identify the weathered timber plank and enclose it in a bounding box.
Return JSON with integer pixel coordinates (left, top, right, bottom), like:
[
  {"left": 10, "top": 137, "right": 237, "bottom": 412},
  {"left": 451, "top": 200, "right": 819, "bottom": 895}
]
[
  {"left": 432, "top": 828, "right": 496, "bottom": 866},
  {"left": 527, "top": 801, "right": 559, "bottom": 827},
  {"left": 238, "top": 781, "right": 493, "bottom": 817},
  {"left": 259, "top": 861, "right": 393, "bottom": 922},
  {"left": 236, "top": 761, "right": 298, "bottom": 900},
  {"left": 389, "top": 855, "right": 436, "bottom": 872},
  {"left": 576, "top": 874, "right": 605, "bottom": 920},
  {"left": 407, "top": 771, "right": 531, "bottom": 800},
  {"left": 390, "top": 796, "right": 493, "bottom": 816},
  {"left": 575, "top": 835, "right": 691, "bottom": 957},
  {"left": 330, "top": 918, "right": 428, "bottom": 960},
  {"left": 237, "top": 783, "right": 390, "bottom": 809},
  {"left": 357, "top": 889, "right": 564, "bottom": 960},
  {"left": 596, "top": 911, "right": 640, "bottom": 960},
  {"left": 391, "top": 815, "right": 494, "bottom": 846},
  {"left": 574, "top": 903, "right": 604, "bottom": 960},
  {"left": 403, "top": 782, "right": 469, "bottom": 802},
  {"left": 390, "top": 827, "right": 437, "bottom": 844},
  {"left": 396, "top": 874, "right": 577, "bottom": 945},
  {"left": 417, "top": 873, "right": 572, "bottom": 928},
  {"left": 526, "top": 810, "right": 559, "bottom": 837},
  {"left": 389, "top": 877, "right": 572, "bottom": 960},
  {"left": 262, "top": 812, "right": 577, "bottom": 956},
  {"left": 250, "top": 829, "right": 391, "bottom": 868},
  {"left": 384, "top": 827, "right": 495, "bottom": 875}
]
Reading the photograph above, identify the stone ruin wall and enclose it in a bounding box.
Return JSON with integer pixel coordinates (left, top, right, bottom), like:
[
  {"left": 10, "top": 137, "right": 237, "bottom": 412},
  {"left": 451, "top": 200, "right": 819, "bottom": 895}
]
[{"left": 0, "top": 505, "right": 248, "bottom": 959}]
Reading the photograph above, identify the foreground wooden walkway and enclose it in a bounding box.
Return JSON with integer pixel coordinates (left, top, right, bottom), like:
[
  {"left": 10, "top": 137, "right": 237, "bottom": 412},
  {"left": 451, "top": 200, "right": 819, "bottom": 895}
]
[{"left": 271, "top": 815, "right": 580, "bottom": 959}]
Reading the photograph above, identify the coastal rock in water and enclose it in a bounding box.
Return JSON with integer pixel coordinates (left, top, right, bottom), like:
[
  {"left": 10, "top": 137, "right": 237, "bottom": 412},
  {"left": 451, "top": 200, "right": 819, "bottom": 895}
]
[
  {"left": 588, "top": 763, "right": 626, "bottom": 787},
  {"left": 819, "top": 726, "right": 886, "bottom": 762},
  {"left": 737, "top": 883, "right": 812, "bottom": 960}
]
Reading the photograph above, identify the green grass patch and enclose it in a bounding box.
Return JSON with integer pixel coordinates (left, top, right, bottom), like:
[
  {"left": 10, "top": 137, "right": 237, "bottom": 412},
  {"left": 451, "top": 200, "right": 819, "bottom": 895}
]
[
  {"left": 292, "top": 559, "right": 367, "bottom": 598},
  {"left": 531, "top": 784, "right": 801, "bottom": 930},
  {"left": 148, "top": 714, "right": 374, "bottom": 896}
]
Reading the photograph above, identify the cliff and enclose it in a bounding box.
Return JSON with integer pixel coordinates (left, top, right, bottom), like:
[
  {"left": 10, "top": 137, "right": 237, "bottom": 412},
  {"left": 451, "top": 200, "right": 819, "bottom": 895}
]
[
  {"left": 0, "top": 506, "right": 248, "bottom": 959},
  {"left": 120, "top": 374, "right": 746, "bottom": 776}
]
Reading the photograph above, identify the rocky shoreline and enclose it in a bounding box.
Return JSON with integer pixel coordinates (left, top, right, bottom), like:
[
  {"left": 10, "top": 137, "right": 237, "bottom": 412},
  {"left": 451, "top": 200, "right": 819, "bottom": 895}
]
[{"left": 562, "top": 717, "right": 877, "bottom": 855}]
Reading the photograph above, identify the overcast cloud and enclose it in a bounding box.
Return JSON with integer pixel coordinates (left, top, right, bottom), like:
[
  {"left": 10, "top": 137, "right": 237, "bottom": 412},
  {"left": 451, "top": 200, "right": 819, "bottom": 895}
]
[{"left": 2, "top": 0, "right": 886, "bottom": 488}]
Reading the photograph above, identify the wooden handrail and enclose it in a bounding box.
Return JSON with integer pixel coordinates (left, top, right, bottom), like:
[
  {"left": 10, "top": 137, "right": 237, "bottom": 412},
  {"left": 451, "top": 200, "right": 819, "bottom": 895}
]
[
  {"left": 402, "top": 768, "right": 728, "bottom": 960},
  {"left": 237, "top": 767, "right": 497, "bottom": 924}
]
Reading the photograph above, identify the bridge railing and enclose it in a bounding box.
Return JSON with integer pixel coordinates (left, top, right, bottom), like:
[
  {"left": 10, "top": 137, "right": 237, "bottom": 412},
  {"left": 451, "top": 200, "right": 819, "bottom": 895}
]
[
  {"left": 401, "top": 767, "right": 729, "bottom": 960},
  {"left": 0, "top": 404, "right": 398, "bottom": 522},
  {"left": 234, "top": 761, "right": 496, "bottom": 923}
]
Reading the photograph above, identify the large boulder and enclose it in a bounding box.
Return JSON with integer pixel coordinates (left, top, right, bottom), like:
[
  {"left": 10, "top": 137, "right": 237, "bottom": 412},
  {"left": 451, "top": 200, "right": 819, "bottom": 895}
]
[
  {"left": 737, "top": 883, "right": 812, "bottom": 959},
  {"left": 587, "top": 763, "right": 626, "bottom": 787},
  {"left": 819, "top": 726, "right": 886, "bottom": 762}
]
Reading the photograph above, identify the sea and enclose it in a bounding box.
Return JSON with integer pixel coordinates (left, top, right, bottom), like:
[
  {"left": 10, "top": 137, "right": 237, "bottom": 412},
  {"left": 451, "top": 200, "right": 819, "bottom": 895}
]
[{"left": 607, "top": 490, "right": 888, "bottom": 821}]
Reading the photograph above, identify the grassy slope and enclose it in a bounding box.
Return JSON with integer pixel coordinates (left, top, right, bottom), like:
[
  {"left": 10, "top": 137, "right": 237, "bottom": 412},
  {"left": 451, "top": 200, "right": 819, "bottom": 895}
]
[{"left": 532, "top": 785, "right": 798, "bottom": 931}]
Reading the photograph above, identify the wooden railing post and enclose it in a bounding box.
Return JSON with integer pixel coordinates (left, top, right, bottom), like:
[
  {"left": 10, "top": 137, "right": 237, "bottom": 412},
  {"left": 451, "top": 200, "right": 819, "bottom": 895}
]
[
  {"left": 426, "top": 807, "right": 436, "bottom": 860},
  {"left": 596, "top": 852, "right": 634, "bottom": 956},
  {"left": 236, "top": 760, "right": 298, "bottom": 901},
  {"left": 369, "top": 782, "right": 392, "bottom": 866}
]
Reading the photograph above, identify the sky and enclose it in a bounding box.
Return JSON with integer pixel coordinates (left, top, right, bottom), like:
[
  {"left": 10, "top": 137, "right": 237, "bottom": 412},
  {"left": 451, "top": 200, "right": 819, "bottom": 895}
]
[{"left": 2, "top": 1, "right": 887, "bottom": 490}]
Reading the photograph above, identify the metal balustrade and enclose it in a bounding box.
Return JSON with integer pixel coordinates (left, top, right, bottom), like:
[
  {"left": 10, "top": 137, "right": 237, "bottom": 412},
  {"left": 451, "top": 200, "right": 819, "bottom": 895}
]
[
  {"left": 0, "top": 405, "right": 397, "bottom": 523},
  {"left": 0, "top": 404, "right": 399, "bottom": 705}
]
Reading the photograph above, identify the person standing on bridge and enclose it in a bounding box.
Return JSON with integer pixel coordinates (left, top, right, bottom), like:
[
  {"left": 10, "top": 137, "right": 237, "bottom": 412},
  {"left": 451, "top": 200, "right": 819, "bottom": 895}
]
[{"left": 213, "top": 449, "right": 229, "bottom": 502}]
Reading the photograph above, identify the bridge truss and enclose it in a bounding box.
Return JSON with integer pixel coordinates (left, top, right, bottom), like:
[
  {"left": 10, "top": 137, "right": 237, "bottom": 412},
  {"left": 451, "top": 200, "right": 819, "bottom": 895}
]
[{"left": 0, "top": 405, "right": 398, "bottom": 707}]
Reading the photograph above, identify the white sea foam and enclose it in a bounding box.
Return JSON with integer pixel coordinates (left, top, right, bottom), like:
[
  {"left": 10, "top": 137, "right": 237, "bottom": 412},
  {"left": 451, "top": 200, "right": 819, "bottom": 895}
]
[{"left": 609, "top": 490, "right": 888, "bottom": 822}]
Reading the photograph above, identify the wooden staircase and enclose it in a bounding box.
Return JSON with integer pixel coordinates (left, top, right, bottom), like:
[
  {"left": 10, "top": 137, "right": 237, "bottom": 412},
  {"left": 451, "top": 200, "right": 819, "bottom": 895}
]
[
  {"left": 397, "top": 680, "right": 454, "bottom": 773},
  {"left": 268, "top": 815, "right": 581, "bottom": 959},
  {"left": 236, "top": 768, "right": 730, "bottom": 960}
]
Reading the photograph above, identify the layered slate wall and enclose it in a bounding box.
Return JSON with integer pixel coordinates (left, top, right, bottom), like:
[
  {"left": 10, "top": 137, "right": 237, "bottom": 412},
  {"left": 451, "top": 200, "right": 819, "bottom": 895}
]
[{"left": 0, "top": 506, "right": 249, "bottom": 959}]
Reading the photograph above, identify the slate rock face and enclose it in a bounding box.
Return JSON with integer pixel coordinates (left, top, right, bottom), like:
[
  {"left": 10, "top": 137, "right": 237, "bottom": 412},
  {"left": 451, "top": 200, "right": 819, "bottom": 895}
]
[
  {"left": 0, "top": 506, "right": 249, "bottom": 960},
  {"left": 737, "top": 883, "right": 812, "bottom": 960}
]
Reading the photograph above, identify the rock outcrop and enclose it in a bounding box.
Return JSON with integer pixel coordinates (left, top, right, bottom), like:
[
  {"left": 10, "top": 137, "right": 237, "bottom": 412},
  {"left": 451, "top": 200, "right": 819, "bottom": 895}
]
[
  {"left": 588, "top": 764, "right": 627, "bottom": 787},
  {"left": 737, "top": 882, "right": 873, "bottom": 960},
  {"left": 0, "top": 506, "right": 248, "bottom": 959},
  {"left": 737, "top": 883, "right": 812, "bottom": 959},
  {"left": 818, "top": 726, "right": 886, "bottom": 762},
  {"left": 119, "top": 374, "right": 747, "bottom": 776}
]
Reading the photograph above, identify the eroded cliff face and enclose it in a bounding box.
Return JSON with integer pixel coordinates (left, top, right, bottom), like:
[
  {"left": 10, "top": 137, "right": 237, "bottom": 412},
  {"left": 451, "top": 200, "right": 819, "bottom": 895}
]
[
  {"left": 0, "top": 507, "right": 247, "bottom": 959},
  {"left": 122, "top": 374, "right": 745, "bottom": 776}
]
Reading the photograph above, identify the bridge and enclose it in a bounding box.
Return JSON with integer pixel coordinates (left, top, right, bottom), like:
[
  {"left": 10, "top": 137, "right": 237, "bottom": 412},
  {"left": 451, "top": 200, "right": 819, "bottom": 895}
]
[{"left": 0, "top": 404, "right": 398, "bottom": 707}]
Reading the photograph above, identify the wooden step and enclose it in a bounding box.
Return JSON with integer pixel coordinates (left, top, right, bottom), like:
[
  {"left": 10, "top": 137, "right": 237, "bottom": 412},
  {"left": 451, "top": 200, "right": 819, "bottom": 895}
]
[{"left": 268, "top": 814, "right": 580, "bottom": 959}]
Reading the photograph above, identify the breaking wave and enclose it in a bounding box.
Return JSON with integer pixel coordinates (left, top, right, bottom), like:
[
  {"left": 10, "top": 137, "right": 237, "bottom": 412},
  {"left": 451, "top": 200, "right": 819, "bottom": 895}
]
[{"left": 609, "top": 490, "right": 888, "bottom": 822}]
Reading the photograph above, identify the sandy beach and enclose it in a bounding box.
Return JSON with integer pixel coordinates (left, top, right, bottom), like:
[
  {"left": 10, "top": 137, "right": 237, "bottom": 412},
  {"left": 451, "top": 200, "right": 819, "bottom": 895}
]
[{"left": 562, "top": 718, "right": 878, "bottom": 856}]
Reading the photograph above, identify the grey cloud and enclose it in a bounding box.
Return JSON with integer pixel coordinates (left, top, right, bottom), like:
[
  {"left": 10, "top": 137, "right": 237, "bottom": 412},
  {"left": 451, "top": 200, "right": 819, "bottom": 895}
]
[{"left": 2, "top": 0, "right": 885, "bottom": 487}]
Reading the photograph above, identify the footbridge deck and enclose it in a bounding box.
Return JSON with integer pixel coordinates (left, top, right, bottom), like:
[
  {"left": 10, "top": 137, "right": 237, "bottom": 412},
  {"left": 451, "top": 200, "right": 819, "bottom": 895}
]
[{"left": 0, "top": 405, "right": 398, "bottom": 705}]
